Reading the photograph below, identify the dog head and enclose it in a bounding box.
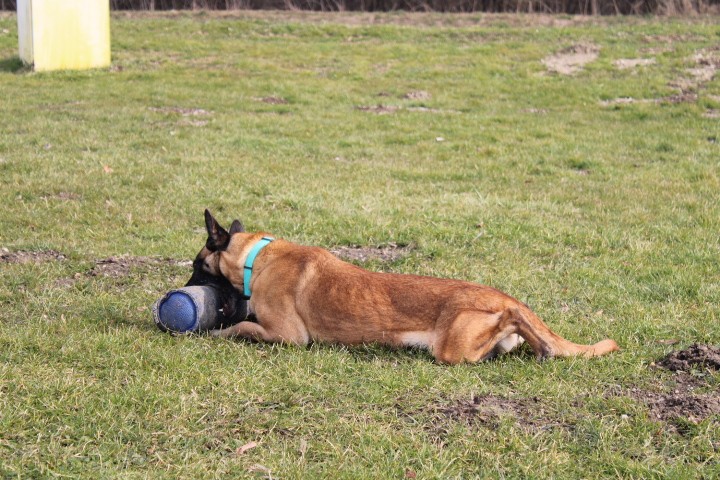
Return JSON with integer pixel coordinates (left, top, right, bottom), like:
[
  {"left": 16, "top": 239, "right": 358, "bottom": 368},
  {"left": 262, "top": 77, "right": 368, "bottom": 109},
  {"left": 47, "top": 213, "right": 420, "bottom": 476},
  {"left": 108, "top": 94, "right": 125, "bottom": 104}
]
[{"left": 184, "top": 209, "right": 248, "bottom": 326}]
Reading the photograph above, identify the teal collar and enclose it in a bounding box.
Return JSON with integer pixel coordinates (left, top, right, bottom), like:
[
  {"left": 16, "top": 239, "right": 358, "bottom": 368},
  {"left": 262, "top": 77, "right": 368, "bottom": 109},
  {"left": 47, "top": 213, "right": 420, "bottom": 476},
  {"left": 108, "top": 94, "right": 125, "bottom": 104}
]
[{"left": 243, "top": 237, "right": 274, "bottom": 299}]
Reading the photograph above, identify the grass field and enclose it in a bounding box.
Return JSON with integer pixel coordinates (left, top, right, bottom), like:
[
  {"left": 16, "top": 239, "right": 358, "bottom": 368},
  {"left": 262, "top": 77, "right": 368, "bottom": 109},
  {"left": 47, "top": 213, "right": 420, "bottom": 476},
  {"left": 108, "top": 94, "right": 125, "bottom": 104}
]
[{"left": 1, "top": 11, "right": 719, "bottom": 478}]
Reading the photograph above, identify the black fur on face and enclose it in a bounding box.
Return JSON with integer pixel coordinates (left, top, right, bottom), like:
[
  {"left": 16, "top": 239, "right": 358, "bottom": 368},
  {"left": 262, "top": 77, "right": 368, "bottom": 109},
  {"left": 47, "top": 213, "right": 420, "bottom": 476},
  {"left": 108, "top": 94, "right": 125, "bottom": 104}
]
[
  {"left": 184, "top": 210, "right": 250, "bottom": 328},
  {"left": 184, "top": 253, "right": 248, "bottom": 328}
]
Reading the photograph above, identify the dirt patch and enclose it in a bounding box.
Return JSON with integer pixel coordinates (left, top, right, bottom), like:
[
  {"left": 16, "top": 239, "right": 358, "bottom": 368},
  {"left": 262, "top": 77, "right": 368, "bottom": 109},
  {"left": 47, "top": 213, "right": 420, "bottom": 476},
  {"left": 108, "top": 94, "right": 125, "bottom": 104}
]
[
  {"left": 666, "top": 49, "right": 720, "bottom": 102},
  {"left": 330, "top": 244, "right": 411, "bottom": 263},
  {"left": 149, "top": 107, "right": 212, "bottom": 117},
  {"left": 542, "top": 43, "right": 600, "bottom": 75},
  {"left": 610, "top": 345, "right": 720, "bottom": 430},
  {"left": 614, "top": 58, "right": 656, "bottom": 70},
  {"left": 627, "top": 388, "right": 720, "bottom": 425},
  {"left": 399, "top": 393, "right": 560, "bottom": 443},
  {"left": 433, "top": 394, "right": 542, "bottom": 428},
  {"left": 688, "top": 52, "right": 720, "bottom": 81},
  {"left": 663, "top": 92, "right": 699, "bottom": 104},
  {"left": 88, "top": 256, "right": 191, "bottom": 278},
  {"left": 0, "top": 249, "right": 66, "bottom": 264},
  {"left": 255, "top": 96, "right": 289, "bottom": 105},
  {"left": 656, "top": 344, "right": 720, "bottom": 373},
  {"left": 355, "top": 104, "right": 400, "bottom": 115},
  {"left": 357, "top": 104, "right": 459, "bottom": 115},
  {"left": 704, "top": 110, "right": 720, "bottom": 119},
  {"left": 600, "top": 97, "right": 640, "bottom": 106},
  {"left": 54, "top": 274, "right": 84, "bottom": 288},
  {"left": 405, "top": 106, "right": 460, "bottom": 114},
  {"left": 640, "top": 46, "right": 673, "bottom": 56},
  {"left": 404, "top": 90, "right": 431, "bottom": 101},
  {"left": 40, "top": 192, "right": 82, "bottom": 201}
]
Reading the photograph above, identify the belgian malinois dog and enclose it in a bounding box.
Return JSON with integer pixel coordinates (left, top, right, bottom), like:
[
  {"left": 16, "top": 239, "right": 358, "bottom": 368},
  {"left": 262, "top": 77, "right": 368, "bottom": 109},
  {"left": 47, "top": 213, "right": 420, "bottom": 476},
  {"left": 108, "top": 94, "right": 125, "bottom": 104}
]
[{"left": 197, "top": 210, "right": 619, "bottom": 364}]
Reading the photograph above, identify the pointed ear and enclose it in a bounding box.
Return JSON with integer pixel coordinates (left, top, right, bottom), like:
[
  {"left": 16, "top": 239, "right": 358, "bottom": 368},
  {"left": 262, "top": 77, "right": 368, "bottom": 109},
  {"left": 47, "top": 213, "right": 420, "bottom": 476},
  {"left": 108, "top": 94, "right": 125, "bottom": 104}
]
[
  {"left": 204, "top": 209, "right": 230, "bottom": 251},
  {"left": 229, "top": 219, "right": 245, "bottom": 235}
]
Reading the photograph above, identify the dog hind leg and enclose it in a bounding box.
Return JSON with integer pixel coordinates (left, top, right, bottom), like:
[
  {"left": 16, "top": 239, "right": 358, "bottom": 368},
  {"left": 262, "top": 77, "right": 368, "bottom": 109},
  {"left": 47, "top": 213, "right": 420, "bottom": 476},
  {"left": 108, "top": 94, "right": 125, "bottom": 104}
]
[
  {"left": 490, "top": 333, "right": 525, "bottom": 358},
  {"left": 434, "top": 310, "right": 517, "bottom": 364},
  {"left": 434, "top": 307, "right": 618, "bottom": 364}
]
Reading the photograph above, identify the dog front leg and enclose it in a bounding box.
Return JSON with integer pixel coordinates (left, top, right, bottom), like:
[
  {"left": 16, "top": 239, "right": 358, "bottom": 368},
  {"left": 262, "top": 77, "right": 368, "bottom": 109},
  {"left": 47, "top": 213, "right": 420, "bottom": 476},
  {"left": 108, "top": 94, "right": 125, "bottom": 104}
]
[
  {"left": 209, "top": 321, "right": 279, "bottom": 342},
  {"left": 209, "top": 321, "right": 303, "bottom": 345}
]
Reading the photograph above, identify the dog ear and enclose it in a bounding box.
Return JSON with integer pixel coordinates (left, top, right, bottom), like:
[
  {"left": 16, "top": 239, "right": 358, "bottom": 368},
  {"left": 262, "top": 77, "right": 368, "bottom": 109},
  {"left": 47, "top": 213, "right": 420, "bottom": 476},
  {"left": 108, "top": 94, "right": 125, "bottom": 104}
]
[
  {"left": 204, "top": 209, "right": 230, "bottom": 251},
  {"left": 229, "top": 219, "right": 245, "bottom": 234}
]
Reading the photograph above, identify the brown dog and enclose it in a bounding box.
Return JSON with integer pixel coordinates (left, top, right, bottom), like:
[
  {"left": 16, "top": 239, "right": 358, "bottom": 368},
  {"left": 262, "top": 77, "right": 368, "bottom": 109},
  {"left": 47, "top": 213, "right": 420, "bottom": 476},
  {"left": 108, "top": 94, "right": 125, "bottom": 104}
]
[{"left": 198, "top": 210, "right": 619, "bottom": 364}]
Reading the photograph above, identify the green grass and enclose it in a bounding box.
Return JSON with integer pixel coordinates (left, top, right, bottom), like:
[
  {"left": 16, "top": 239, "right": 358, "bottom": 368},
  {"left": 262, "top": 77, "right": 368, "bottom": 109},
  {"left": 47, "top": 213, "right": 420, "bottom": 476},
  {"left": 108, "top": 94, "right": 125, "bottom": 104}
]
[{"left": 1, "top": 11, "right": 719, "bottom": 478}]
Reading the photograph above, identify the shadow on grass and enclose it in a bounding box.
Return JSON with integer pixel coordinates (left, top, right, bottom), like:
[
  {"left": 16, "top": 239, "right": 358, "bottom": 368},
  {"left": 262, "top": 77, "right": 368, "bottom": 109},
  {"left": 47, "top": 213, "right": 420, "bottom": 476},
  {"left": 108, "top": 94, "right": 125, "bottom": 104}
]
[
  {"left": 342, "top": 341, "right": 539, "bottom": 364},
  {"left": 0, "top": 57, "right": 30, "bottom": 73}
]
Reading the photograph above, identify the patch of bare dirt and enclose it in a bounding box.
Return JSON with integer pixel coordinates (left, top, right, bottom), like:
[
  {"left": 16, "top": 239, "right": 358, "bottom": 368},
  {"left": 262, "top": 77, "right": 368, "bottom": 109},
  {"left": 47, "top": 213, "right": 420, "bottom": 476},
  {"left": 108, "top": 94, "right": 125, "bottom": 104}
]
[
  {"left": 149, "top": 107, "right": 213, "bottom": 117},
  {"left": 88, "top": 256, "right": 191, "bottom": 278},
  {"left": 330, "top": 244, "right": 411, "bottom": 263},
  {"left": 666, "top": 49, "right": 720, "bottom": 103},
  {"left": 40, "top": 192, "right": 81, "bottom": 201},
  {"left": 704, "top": 110, "right": 720, "bottom": 119},
  {"left": 609, "top": 345, "right": 720, "bottom": 430},
  {"left": 54, "top": 274, "right": 83, "bottom": 288},
  {"left": 405, "top": 106, "right": 461, "bottom": 114},
  {"left": 657, "top": 344, "right": 720, "bottom": 373},
  {"left": 614, "top": 58, "right": 656, "bottom": 70},
  {"left": 404, "top": 90, "right": 431, "bottom": 101},
  {"left": 0, "top": 249, "right": 66, "bottom": 264},
  {"left": 627, "top": 388, "right": 720, "bottom": 425},
  {"left": 399, "top": 393, "right": 562, "bottom": 444},
  {"left": 600, "top": 97, "right": 639, "bottom": 106},
  {"left": 355, "top": 104, "right": 400, "bottom": 115},
  {"left": 668, "top": 92, "right": 700, "bottom": 103},
  {"left": 433, "top": 394, "right": 542, "bottom": 428},
  {"left": 542, "top": 43, "right": 600, "bottom": 75},
  {"left": 255, "top": 96, "right": 289, "bottom": 105},
  {"left": 640, "top": 46, "right": 674, "bottom": 55},
  {"left": 687, "top": 52, "right": 720, "bottom": 80},
  {"left": 356, "top": 104, "right": 459, "bottom": 115}
]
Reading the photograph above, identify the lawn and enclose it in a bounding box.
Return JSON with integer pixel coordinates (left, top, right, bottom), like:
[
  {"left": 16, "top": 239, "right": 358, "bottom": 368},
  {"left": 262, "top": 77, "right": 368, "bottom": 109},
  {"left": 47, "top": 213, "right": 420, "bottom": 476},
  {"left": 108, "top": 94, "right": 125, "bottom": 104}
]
[{"left": 0, "top": 10, "right": 719, "bottom": 478}]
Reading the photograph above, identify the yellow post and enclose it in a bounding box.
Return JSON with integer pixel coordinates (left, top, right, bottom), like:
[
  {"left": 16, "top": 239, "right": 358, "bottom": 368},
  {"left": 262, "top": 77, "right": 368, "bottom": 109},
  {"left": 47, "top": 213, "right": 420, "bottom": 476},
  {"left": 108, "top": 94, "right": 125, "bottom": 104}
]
[{"left": 17, "top": 0, "right": 111, "bottom": 72}]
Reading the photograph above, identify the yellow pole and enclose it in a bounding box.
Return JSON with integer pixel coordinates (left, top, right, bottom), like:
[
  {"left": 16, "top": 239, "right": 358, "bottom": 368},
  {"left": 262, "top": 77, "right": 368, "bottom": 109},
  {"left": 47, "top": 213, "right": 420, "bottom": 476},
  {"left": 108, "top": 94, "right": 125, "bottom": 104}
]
[{"left": 17, "top": 0, "right": 111, "bottom": 72}]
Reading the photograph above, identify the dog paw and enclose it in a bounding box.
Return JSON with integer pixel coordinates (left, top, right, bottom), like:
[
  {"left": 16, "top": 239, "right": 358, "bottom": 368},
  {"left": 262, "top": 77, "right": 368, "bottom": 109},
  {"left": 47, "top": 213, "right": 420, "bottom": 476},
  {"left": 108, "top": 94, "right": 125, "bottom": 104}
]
[{"left": 208, "top": 329, "right": 223, "bottom": 337}]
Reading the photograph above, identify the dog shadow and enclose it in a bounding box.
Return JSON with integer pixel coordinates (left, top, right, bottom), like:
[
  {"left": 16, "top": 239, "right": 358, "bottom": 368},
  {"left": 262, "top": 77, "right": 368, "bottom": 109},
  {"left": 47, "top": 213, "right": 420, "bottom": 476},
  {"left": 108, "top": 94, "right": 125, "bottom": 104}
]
[{"left": 332, "top": 341, "right": 538, "bottom": 365}]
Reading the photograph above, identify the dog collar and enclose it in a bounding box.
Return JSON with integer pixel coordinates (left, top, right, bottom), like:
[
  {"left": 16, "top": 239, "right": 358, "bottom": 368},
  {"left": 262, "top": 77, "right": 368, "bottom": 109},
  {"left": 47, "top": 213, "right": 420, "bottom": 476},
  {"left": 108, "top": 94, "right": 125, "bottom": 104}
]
[{"left": 243, "top": 236, "right": 274, "bottom": 299}]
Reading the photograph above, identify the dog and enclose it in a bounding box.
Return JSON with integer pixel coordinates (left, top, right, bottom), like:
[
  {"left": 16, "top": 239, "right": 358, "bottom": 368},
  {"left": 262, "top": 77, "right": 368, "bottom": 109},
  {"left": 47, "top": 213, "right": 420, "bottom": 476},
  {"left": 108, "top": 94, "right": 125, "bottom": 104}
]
[{"left": 195, "top": 210, "right": 619, "bottom": 364}]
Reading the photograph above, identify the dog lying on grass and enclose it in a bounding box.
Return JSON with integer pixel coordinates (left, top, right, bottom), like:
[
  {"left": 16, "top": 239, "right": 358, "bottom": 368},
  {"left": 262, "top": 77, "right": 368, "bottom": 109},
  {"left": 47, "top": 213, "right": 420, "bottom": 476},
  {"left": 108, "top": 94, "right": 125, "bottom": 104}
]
[{"left": 196, "top": 210, "right": 619, "bottom": 364}]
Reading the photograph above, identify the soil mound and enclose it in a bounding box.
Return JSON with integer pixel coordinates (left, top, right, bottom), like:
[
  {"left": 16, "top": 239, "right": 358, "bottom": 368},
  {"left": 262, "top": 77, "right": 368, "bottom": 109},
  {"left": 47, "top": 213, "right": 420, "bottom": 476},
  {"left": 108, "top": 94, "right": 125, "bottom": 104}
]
[
  {"left": 657, "top": 344, "right": 720, "bottom": 372},
  {"left": 0, "top": 249, "right": 66, "bottom": 264}
]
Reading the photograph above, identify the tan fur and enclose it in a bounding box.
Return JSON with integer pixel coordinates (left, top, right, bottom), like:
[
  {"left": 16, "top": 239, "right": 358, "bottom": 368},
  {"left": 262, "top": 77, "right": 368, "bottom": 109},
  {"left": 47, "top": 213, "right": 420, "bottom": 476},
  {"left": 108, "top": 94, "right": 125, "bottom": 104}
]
[{"left": 203, "top": 233, "right": 619, "bottom": 364}]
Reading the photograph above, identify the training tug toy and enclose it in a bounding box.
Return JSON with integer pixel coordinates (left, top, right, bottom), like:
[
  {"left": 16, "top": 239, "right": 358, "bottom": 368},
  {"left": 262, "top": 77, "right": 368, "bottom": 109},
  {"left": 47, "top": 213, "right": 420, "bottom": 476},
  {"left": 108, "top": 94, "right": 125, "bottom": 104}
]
[{"left": 153, "top": 285, "right": 238, "bottom": 333}]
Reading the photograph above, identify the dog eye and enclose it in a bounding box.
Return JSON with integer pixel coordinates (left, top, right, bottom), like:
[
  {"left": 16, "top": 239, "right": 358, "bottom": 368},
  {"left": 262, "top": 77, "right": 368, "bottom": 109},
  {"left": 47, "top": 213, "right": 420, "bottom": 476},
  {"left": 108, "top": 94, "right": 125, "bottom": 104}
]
[{"left": 203, "top": 260, "right": 211, "bottom": 272}]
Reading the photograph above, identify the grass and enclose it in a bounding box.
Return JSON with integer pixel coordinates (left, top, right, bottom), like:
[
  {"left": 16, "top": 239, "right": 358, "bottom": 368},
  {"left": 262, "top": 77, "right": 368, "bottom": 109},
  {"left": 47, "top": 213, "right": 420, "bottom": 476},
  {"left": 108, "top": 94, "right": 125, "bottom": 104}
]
[{"left": 1, "top": 10, "right": 719, "bottom": 478}]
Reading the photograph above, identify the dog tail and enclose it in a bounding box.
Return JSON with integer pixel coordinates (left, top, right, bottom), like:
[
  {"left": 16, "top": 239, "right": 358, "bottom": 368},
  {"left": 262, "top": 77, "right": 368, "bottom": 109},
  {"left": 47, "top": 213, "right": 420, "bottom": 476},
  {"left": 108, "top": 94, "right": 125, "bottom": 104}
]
[{"left": 514, "top": 305, "right": 620, "bottom": 358}]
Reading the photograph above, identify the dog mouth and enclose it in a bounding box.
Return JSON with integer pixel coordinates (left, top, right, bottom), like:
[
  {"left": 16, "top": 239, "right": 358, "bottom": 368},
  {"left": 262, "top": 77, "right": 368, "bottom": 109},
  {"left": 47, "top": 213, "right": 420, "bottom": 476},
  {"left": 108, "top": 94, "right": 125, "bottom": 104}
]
[{"left": 185, "top": 258, "right": 247, "bottom": 327}]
